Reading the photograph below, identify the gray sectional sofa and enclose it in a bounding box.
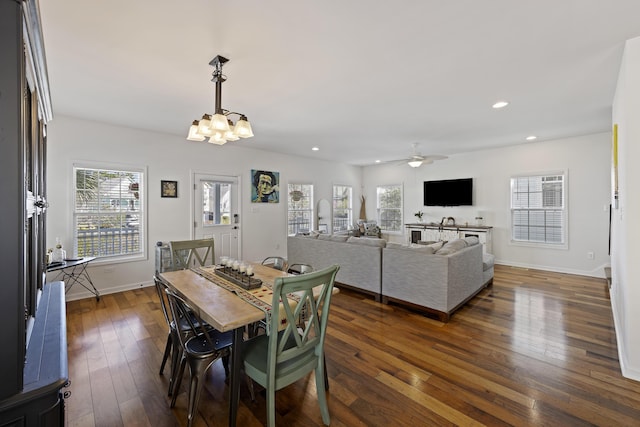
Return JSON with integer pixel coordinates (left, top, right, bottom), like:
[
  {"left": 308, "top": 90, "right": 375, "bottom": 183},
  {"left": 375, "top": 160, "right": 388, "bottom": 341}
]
[
  {"left": 287, "top": 234, "right": 385, "bottom": 300},
  {"left": 287, "top": 234, "right": 493, "bottom": 320},
  {"left": 382, "top": 239, "right": 487, "bottom": 321}
]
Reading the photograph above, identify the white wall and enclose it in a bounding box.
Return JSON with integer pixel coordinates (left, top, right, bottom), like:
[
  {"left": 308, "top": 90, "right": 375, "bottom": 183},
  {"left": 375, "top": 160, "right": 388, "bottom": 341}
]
[
  {"left": 611, "top": 36, "right": 640, "bottom": 381},
  {"left": 46, "top": 115, "right": 361, "bottom": 299},
  {"left": 363, "top": 133, "right": 611, "bottom": 277}
]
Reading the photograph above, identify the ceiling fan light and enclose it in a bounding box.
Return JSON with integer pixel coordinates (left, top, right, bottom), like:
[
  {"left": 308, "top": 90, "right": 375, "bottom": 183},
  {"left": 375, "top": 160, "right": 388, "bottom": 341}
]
[
  {"left": 210, "top": 113, "right": 230, "bottom": 132},
  {"left": 408, "top": 160, "right": 423, "bottom": 168},
  {"left": 187, "top": 120, "right": 205, "bottom": 141},
  {"left": 234, "top": 116, "right": 254, "bottom": 138},
  {"left": 208, "top": 131, "right": 227, "bottom": 145}
]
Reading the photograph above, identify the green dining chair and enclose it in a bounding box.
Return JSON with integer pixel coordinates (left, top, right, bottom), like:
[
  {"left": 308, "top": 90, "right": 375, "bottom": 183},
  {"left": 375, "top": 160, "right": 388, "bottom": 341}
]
[
  {"left": 169, "top": 238, "right": 215, "bottom": 270},
  {"left": 242, "top": 264, "right": 340, "bottom": 426}
]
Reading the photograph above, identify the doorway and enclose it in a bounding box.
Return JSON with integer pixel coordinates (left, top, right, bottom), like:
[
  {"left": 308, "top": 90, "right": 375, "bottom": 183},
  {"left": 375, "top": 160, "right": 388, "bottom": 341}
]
[{"left": 193, "top": 173, "right": 242, "bottom": 262}]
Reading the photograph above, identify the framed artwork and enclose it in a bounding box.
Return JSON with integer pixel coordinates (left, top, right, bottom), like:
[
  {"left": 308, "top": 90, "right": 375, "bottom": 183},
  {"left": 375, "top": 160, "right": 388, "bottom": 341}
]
[
  {"left": 161, "top": 180, "right": 178, "bottom": 198},
  {"left": 251, "top": 169, "right": 279, "bottom": 203}
]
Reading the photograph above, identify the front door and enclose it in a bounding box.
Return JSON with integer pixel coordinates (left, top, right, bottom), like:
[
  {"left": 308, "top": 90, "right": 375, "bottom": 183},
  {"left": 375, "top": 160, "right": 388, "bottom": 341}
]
[{"left": 193, "top": 173, "right": 241, "bottom": 263}]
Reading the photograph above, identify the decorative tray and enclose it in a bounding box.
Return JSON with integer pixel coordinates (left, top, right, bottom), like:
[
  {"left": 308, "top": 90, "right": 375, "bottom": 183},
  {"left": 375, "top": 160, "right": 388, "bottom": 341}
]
[{"left": 215, "top": 267, "right": 262, "bottom": 290}]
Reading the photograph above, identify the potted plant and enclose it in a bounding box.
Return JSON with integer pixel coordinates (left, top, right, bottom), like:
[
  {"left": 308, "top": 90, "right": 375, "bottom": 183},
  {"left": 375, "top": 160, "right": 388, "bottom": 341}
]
[{"left": 414, "top": 210, "right": 424, "bottom": 222}]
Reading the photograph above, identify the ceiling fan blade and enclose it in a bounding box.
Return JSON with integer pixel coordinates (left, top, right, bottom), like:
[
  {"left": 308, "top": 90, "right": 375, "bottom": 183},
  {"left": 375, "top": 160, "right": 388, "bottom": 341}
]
[{"left": 421, "top": 154, "right": 448, "bottom": 161}]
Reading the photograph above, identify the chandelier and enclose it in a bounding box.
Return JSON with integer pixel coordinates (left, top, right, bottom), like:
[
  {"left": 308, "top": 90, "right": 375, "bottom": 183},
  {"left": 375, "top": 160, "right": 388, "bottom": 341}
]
[{"left": 187, "top": 55, "right": 254, "bottom": 145}]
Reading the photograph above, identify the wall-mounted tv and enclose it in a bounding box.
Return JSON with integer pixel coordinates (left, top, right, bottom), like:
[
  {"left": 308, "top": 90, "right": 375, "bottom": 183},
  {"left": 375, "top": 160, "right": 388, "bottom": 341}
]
[{"left": 423, "top": 178, "right": 473, "bottom": 206}]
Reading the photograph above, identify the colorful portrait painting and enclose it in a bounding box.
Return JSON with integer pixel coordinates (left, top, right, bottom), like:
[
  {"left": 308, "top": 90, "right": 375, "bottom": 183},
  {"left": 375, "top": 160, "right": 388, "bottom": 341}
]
[{"left": 251, "top": 169, "right": 279, "bottom": 203}]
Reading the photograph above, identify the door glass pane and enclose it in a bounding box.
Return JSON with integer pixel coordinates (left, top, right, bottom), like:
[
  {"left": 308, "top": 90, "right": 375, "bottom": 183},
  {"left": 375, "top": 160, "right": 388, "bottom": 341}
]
[{"left": 203, "top": 181, "right": 232, "bottom": 226}]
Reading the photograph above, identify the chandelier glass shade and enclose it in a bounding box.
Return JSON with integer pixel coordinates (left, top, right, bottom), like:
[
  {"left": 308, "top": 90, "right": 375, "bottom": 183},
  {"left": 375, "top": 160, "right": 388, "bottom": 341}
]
[
  {"left": 407, "top": 160, "right": 423, "bottom": 168},
  {"left": 187, "top": 55, "right": 254, "bottom": 144}
]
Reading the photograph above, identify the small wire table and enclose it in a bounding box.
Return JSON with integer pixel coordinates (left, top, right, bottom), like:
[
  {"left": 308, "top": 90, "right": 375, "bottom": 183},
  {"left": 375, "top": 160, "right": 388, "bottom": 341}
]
[{"left": 47, "top": 256, "right": 100, "bottom": 300}]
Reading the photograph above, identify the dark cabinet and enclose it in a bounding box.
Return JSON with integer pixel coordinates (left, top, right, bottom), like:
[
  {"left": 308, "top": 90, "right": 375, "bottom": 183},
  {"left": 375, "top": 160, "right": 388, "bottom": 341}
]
[{"left": 0, "top": 0, "right": 66, "bottom": 425}]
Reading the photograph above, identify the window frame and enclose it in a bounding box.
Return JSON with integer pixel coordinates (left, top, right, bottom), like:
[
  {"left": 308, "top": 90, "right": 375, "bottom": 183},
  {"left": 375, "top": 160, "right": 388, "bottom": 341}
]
[
  {"left": 332, "top": 184, "right": 353, "bottom": 234},
  {"left": 376, "top": 184, "right": 403, "bottom": 234},
  {"left": 287, "top": 182, "right": 314, "bottom": 236},
  {"left": 72, "top": 161, "right": 147, "bottom": 263},
  {"left": 509, "top": 171, "right": 568, "bottom": 249}
]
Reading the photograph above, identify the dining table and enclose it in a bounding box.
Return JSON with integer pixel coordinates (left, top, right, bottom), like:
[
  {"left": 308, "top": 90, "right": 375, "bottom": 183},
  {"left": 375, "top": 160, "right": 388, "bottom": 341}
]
[{"left": 158, "top": 262, "right": 296, "bottom": 427}]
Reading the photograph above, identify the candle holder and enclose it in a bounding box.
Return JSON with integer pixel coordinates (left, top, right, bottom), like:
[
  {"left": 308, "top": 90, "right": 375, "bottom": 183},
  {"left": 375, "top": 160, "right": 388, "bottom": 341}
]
[{"left": 215, "top": 264, "right": 262, "bottom": 290}]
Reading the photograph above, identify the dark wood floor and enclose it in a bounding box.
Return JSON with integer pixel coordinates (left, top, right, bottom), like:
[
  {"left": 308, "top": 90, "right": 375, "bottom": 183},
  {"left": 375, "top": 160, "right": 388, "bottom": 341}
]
[{"left": 64, "top": 265, "right": 640, "bottom": 426}]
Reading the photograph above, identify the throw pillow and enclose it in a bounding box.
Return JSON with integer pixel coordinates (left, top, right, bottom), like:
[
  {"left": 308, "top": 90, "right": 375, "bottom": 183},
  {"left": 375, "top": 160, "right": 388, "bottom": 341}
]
[
  {"left": 412, "top": 246, "right": 435, "bottom": 254},
  {"left": 426, "top": 241, "right": 444, "bottom": 252},
  {"left": 464, "top": 236, "right": 479, "bottom": 246},
  {"left": 435, "top": 238, "right": 468, "bottom": 255}
]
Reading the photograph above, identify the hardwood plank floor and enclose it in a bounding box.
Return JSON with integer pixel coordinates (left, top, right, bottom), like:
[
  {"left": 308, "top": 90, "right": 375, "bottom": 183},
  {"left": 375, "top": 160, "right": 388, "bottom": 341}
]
[{"left": 64, "top": 265, "right": 640, "bottom": 426}]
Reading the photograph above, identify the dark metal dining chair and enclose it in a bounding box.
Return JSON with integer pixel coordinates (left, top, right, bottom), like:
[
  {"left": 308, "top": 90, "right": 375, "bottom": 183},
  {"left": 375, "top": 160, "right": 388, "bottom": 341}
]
[
  {"left": 242, "top": 264, "right": 340, "bottom": 427},
  {"left": 261, "top": 256, "right": 288, "bottom": 271},
  {"left": 164, "top": 287, "right": 233, "bottom": 427},
  {"left": 287, "top": 263, "right": 314, "bottom": 275},
  {"left": 155, "top": 277, "right": 190, "bottom": 396}
]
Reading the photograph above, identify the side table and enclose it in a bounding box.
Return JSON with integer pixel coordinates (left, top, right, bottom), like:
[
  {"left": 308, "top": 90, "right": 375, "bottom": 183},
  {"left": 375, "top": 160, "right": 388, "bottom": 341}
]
[{"left": 47, "top": 256, "right": 100, "bottom": 300}]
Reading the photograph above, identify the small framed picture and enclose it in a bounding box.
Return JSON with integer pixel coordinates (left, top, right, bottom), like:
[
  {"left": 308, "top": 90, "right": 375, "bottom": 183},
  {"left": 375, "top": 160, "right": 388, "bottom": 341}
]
[{"left": 161, "top": 180, "right": 178, "bottom": 198}]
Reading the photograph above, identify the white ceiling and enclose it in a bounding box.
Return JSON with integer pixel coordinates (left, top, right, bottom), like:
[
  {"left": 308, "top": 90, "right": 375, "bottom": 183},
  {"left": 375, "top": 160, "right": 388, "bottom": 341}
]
[{"left": 38, "top": 0, "right": 640, "bottom": 166}]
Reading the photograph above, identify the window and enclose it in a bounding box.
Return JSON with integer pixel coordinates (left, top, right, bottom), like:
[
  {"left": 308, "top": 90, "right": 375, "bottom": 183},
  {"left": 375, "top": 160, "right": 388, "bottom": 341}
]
[
  {"left": 377, "top": 184, "right": 403, "bottom": 232},
  {"left": 203, "top": 180, "right": 232, "bottom": 225},
  {"left": 287, "top": 183, "right": 314, "bottom": 235},
  {"left": 73, "top": 164, "right": 145, "bottom": 260},
  {"left": 510, "top": 173, "right": 566, "bottom": 245},
  {"left": 332, "top": 184, "right": 352, "bottom": 233}
]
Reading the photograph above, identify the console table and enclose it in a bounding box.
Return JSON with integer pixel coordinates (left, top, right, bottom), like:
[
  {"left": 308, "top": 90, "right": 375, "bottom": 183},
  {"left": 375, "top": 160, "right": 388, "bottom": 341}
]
[{"left": 405, "top": 223, "right": 493, "bottom": 254}]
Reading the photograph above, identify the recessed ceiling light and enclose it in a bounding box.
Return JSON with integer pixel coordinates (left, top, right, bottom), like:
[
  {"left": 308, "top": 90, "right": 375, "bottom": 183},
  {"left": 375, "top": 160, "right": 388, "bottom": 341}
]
[
  {"left": 375, "top": 160, "right": 381, "bottom": 163},
  {"left": 526, "top": 135, "right": 537, "bottom": 141},
  {"left": 311, "top": 147, "right": 319, "bottom": 151},
  {"left": 492, "top": 100, "right": 509, "bottom": 109}
]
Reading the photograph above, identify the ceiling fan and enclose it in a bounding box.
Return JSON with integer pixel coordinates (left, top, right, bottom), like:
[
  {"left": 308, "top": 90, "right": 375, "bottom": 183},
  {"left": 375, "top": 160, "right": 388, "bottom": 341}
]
[{"left": 388, "top": 143, "right": 448, "bottom": 168}]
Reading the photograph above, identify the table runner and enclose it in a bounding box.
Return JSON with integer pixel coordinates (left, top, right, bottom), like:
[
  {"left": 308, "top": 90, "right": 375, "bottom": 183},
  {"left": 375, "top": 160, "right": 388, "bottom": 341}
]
[{"left": 193, "top": 266, "right": 300, "bottom": 334}]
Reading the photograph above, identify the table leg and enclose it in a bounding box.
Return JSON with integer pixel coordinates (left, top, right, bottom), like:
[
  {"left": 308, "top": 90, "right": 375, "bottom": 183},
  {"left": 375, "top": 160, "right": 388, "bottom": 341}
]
[{"left": 229, "top": 326, "right": 243, "bottom": 427}]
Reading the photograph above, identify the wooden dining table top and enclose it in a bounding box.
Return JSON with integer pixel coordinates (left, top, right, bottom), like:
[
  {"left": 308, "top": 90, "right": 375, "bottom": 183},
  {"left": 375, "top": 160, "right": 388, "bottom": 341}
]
[{"left": 158, "top": 263, "right": 290, "bottom": 332}]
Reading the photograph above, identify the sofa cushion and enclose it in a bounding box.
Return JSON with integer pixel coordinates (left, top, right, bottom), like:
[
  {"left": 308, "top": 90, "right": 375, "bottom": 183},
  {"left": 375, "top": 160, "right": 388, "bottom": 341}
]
[
  {"left": 435, "top": 238, "right": 468, "bottom": 255},
  {"left": 385, "top": 242, "right": 406, "bottom": 249},
  {"left": 388, "top": 245, "right": 435, "bottom": 254},
  {"left": 347, "top": 236, "right": 387, "bottom": 248},
  {"left": 317, "top": 234, "right": 349, "bottom": 242},
  {"left": 426, "top": 241, "right": 445, "bottom": 252},
  {"left": 412, "top": 246, "right": 435, "bottom": 254},
  {"left": 464, "top": 236, "right": 479, "bottom": 246},
  {"left": 482, "top": 253, "right": 495, "bottom": 271}
]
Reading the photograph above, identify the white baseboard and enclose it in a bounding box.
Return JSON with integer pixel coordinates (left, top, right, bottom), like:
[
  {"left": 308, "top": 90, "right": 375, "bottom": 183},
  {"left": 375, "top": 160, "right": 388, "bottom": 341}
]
[
  {"left": 494, "top": 259, "right": 610, "bottom": 279},
  {"left": 609, "top": 288, "right": 640, "bottom": 382},
  {"left": 64, "top": 279, "right": 155, "bottom": 302}
]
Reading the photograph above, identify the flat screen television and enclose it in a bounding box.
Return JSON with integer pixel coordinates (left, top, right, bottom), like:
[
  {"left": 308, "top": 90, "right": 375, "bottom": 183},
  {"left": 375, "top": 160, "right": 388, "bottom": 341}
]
[{"left": 423, "top": 178, "right": 473, "bottom": 206}]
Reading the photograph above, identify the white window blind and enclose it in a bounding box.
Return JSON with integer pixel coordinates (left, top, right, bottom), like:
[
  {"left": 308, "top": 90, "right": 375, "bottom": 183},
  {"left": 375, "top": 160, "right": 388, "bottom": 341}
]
[
  {"left": 511, "top": 174, "right": 565, "bottom": 245},
  {"left": 73, "top": 165, "right": 145, "bottom": 259},
  {"left": 377, "top": 184, "right": 403, "bottom": 232}
]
